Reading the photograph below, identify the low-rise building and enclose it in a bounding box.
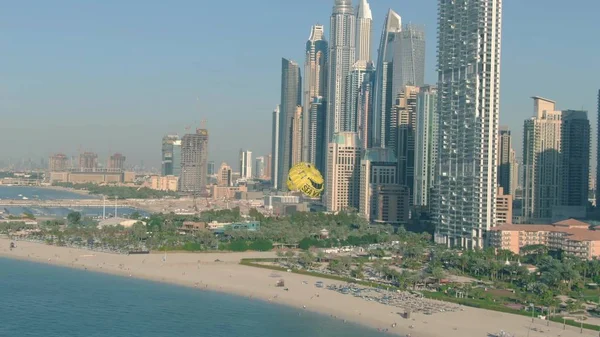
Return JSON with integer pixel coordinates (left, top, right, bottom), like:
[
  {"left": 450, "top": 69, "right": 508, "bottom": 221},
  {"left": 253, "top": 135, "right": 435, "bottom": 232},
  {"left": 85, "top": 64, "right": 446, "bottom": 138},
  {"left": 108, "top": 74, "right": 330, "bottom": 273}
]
[
  {"left": 207, "top": 221, "right": 260, "bottom": 234},
  {"left": 488, "top": 219, "right": 600, "bottom": 259},
  {"left": 150, "top": 175, "right": 179, "bottom": 192},
  {"left": 178, "top": 221, "right": 208, "bottom": 234}
]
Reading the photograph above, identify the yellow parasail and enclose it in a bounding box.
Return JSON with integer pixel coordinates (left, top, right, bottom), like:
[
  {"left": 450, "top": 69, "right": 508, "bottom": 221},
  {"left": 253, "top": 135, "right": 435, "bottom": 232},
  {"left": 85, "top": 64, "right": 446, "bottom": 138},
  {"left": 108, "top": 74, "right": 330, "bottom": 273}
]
[{"left": 286, "top": 162, "right": 324, "bottom": 198}]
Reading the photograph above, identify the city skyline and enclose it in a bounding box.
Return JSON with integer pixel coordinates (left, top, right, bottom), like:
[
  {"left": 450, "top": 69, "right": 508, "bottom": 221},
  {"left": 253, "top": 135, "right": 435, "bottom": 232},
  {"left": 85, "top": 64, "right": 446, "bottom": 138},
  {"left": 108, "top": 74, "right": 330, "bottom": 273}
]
[{"left": 3, "top": 1, "right": 597, "bottom": 168}]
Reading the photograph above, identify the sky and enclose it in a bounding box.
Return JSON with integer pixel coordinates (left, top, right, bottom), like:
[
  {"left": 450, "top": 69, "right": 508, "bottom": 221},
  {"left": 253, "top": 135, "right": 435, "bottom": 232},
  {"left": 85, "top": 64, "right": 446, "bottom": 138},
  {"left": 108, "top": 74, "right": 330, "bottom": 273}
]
[{"left": 1, "top": 0, "right": 599, "bottom": 171}]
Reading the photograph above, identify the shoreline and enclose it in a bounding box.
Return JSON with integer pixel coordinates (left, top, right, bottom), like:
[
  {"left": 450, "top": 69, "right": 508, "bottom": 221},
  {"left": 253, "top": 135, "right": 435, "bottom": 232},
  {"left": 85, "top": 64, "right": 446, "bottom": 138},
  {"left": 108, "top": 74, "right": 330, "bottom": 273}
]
[{"left": 0, "top": 239, "right": 597, "bottom": 337}]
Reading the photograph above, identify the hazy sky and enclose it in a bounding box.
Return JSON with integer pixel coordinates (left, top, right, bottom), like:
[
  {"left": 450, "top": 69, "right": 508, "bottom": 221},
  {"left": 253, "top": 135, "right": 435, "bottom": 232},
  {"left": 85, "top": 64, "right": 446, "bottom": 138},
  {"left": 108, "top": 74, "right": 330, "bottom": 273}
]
[{"left": 1, "top": 0, "right": 599, "bottom": 170}]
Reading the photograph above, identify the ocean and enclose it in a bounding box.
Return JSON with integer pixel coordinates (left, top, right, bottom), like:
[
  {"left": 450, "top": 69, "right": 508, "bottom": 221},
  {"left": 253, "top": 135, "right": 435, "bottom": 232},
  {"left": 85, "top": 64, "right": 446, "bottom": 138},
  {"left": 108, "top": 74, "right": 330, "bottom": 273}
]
[
  {"left": 0, "top": 258, "right": 384, "bottom": 337},
  {"left": 0, "top": 186, "right": 147, "bottom": 218}
]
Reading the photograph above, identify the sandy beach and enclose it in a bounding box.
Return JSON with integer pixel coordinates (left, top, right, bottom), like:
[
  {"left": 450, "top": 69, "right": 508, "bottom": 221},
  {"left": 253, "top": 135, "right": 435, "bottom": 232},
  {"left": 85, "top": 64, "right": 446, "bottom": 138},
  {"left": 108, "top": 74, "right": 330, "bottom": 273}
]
[{"left": 1, "top": 238, "right": 597, "bottom": 337}]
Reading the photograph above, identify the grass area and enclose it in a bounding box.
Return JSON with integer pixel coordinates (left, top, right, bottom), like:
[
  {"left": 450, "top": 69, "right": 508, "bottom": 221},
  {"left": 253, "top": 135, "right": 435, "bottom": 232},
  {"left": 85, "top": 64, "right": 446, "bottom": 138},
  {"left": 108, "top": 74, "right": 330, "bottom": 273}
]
[{"left": 240, "top": 258, "right": 600, "bottom": 332}]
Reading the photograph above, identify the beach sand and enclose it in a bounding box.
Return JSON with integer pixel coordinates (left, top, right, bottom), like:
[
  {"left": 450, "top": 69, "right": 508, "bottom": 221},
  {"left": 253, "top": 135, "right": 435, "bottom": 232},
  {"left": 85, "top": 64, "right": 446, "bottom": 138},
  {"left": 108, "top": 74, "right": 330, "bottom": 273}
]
[{"left": 0, "top": 238, "right": 597, "bottom": 337}]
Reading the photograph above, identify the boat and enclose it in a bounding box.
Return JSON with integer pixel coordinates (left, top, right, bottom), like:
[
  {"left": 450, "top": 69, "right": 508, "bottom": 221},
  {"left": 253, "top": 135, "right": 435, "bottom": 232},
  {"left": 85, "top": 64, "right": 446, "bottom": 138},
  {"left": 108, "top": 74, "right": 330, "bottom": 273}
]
[
  {"left": 18, "top": 194, "right": 22, "bottom": 197},
  {"left": 22, "top": 197, "right": 28, "bottom": 200}
]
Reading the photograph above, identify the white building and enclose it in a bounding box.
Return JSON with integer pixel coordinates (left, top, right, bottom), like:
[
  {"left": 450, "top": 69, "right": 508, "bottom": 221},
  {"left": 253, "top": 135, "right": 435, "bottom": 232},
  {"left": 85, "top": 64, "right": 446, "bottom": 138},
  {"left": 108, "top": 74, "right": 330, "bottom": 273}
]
[
  {"left": 326, "top": 132, "right": 362, "bottom": 212},
  {"left": 433, "top": 0, "right": 502, "bottom": 249},
  {"left": 354, "top": 0, "right": 372, "bottom": 63},
  {"left": 359, "top": 148, "right": 397, "bottom": 221},
  {"left": 239, "top": 150, "right": 252, "bottom": 179},
  {"left": 413, "top": 86, "right": 438, "bottom": 207}
]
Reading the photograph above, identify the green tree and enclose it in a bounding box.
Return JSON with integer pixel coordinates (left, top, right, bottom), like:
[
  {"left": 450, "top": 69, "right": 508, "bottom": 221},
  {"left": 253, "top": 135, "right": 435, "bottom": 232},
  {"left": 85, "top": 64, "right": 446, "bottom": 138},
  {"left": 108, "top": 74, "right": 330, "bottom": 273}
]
[{"left": 67, "top": 212, "right": 82, "bottom": 225}]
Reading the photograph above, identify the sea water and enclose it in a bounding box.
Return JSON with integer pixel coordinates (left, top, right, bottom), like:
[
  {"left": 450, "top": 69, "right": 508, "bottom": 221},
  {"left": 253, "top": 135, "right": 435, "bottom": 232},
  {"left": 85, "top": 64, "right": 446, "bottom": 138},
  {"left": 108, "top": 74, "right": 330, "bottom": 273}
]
[{"left": 0, "top": 258, "right": 384, "bottom": 337}]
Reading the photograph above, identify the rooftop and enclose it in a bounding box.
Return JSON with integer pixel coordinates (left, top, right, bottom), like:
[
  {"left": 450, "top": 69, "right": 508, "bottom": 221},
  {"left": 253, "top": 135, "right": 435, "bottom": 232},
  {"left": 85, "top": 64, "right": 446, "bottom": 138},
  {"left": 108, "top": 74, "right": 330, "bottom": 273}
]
[{"left": 491, "top": 219, "right": 600, "bottom": 242}]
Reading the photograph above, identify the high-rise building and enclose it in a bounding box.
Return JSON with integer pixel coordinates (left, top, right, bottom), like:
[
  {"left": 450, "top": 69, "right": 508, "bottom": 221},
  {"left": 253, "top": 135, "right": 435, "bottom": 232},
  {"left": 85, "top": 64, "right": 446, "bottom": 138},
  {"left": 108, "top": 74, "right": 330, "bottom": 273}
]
[
  {"left": 239, "top": 150, "right": 252, "bottom": 179},
  {"left": 496, "top": 187, "right": 513, "bottom": 226},
  {"left": 207, "top": 161, "right": 215, "bottom": 176},
  {"left": 49, "top": 154, "right": 68, "bottom": 172},
  {"left": 561, "top": 110, "right": 590, "bottom": 208},
  {"left": 413, "top": 85, "right": 438, "bottom": 207},
  {"left": 373, "top": 9, "right": 401, "bottom": 147},
  {"left": 108, "top": 153, "right": 126, "bottom": 171},
  {"left": 254, "top": 156, "right": 265, "bottom": 179},
  {"left": 218, "top": 162, "right": 232, "bottom": 187},
  {"left": 391, "top": 24, "right": 426, "bottom": 97},
  {"left": 277, "top": 59, "right": 302, "bottom": 191},
  {"left": 180, "top": 129, "right": 209, "bottom": 193},
  {"left": 271, "top": 106, "right": 280, "bottom": 188},
  {"left": 162, "top": 135, "right": 181, "bottom": 176},
  {"left": 265, "top": 154, "right": 272, "bottom": 180},
  {"left": 355, "top": 0, "right": 372, "bottom": 62},
  {"left": 79, "top": 152, "right": 98, "bottom": 171},
  {"left": 497, "top": 127, "right": 513, "bottom": 195},
  {"left": 291, "top": 106, "right": 303, "bottom": 166},
  {"left": 510, "top": 150, "right": 519, "bottom": 196},
  {"left": 433, "top": 0, "right": 502, "bottom": 249},
  {"left": 303, "top": 25, "right": 328, "bottom": 165},
  {"left": 346, "top": 60, "right": 375, "bottom": 134},
  {"left": 326, "top": 0, "right": 356, "bottom": 147},
  {"left": 357, "top": 71, "right": 375, "bottom": 149},
  {"left": 359, "top": 148, "right": 398, "bottom": 221},
  {"left": 326, "top": 132, "right": 362, "bottom": 212},
  {"left": 395, "top": 86, "right": 420, "bottom": 206},
  {"left": 370, "top": 184, "right": 410, "bottom": 225},
  {"left": 596, "top": 90, "right": 600, "bottom": 208},
  {"left": 523, "top": 97, "right": 562, "bottom": 222}
]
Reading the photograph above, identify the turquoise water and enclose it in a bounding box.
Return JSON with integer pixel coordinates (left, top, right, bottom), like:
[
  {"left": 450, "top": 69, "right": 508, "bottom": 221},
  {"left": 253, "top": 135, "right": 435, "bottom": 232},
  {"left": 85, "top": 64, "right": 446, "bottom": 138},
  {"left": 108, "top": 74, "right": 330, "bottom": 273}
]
[
  {"left": 0, "top": 186, "right": 96, "bottom": 200},
  {"left": 0, "top": 258, "right": 385, "bottom": 337}
]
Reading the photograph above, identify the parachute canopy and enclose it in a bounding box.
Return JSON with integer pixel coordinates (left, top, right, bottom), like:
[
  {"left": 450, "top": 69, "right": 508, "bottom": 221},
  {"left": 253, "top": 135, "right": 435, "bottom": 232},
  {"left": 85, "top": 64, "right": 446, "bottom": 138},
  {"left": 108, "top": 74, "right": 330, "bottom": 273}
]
[{"left": 286, "top": 162, "right": 324, "bottom": 198}]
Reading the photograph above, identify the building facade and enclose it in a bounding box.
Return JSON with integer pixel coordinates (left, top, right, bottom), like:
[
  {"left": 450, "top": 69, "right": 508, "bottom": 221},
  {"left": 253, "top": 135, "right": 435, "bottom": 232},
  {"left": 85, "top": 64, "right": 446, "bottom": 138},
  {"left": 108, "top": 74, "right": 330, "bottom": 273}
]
[
  {"left": 560, "top": 110, "right": 590, "bottom": 209},
  {"left": 496, "top": 187, "right": 513, "bottom": 226},
  {"left": 413, "top": 86, "right": 438, "bottom": 207},
  {"left": 370, "top": 184, "right": 410, "bottom": 225},
  {"left": 291, "top": 106, "right": 303, "bottom": 166},
  {"left": 433, "top": 0, "right": 502, "bottom": 249},
  {"left": 278, "top": 59, "right": 302, "bottom": 191},
  {"left": 395, "top": 85, "right": 420, "bottom": 206},
  {"left": 354, "top": 0, "right": 372, "bottom": 63},
  {"left": 359, "top": 148, "right": 398, "bottom": 221},
  {"left": 596, "top": 90, "right": 600, "bottom": 208},
  {"left": 207, "top": 161, "right": 215, "bottom": 176},
  {"left": 239, "top": 150, "right": 252, "bottom": 179},
  {"left": 391, "top": 24, "right": 426, "bottom": 97},
  {"left": 49, "top": 154, "right": 68, "bottom": 172},
  {"left": 162, "top": 135, "right": 181, "bottom": 176},
  {"left": 254, "top": 156, "right": 265, "bottom": 179},
  {"left": 108, "top": 153, "right": 126, "bottom": 171},
  {"left": 79, "top": 152, "right": 98, "bottom": 171},
  {"left": 346, "top": 60, "right": 375, "bottom": 134},
  {"left": 218, "top": 162, "right": 232, "bottom": 187},
  {"left": 326, "top": 132, "right": 362, "bottom": 212},
  {"left": 180, "top": 129, "right": 209, "bottom": 193},
  {"left": 271, "top": 106, "right": 280, "bottom": 189},
  {"left": 498, "top": 127, "right": 512, "bottom": 195}
]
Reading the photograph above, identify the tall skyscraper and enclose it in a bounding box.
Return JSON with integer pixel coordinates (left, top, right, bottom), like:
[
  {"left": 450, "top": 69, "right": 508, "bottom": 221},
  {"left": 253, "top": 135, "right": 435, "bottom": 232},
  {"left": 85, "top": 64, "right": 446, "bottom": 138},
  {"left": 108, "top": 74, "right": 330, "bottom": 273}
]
[
  {"left": 596, "top": 90, "right": 600, "bottom": 208},
  {"left": 254, "top": 156, "right": 265, "bottom": 179},
  {"left": 395, "top": 86, "right": 420, "bottom": 206},
  {"left": 434, "top": 0, "right": 502, "bottom": 249},
  {"left": 291, "top": 106, "right": 303, "bottom": 166},
  {"left": 218, "top": 162, "right": 232, "bottom": 187},
  {"left": 207, "top": 161, "right": 215, "bottom": 176},
  {"left": 277, "top": 59, "right": 302, "bottom": 191},
  {"left": 391, "top": 24, "right": 426, "bottom": 97},
  {"left": 523, "top": 97, "right": 562, "bottom": 222},
  {"left": 346, "top": 60, "right": 375, "bottom": 134},
  {"left": 355, "top": 0, "right": 372, "bottom": 62},
  {"left": 510, "top": 150, "right": 519, "bottom": 196},
  {"left": 265, "top": 154, "right": 272, "bottom": 180},
  {"left": 497, "top": 127, "right": 513, "bottom": 195},
  {"left": 271, "top": 106, "right": 280, "bottom": 189},
  {"left": 357, "top": 71, "right": 374, "bottom": 149},
  {"left": 303, "top": 25, "right": 328, "bottom": 165},
  {"left": 359, "top": 148, "right": 398, "bottom": 221},
  {"left": 108, "top": 153, "right": 126, "bottom": 171},
  {"left": 162, "top": 135, "right": 181, "bottom": 176},
  {"left": 307, "top": 97, "right": 327, "bottom": 174},
  {"left": 79, "top": 152, "right": 98, "bottom": 171},
  {"left": 326, "top": 0, "right": 356, "bottom": 147},
  {"left": 49, "top": 154, "right": 68, "bottom": 172},
  {"left": 560, "top": 110, "right": 590, "bottom": 209},
  {"left": 180, "top": 129, "right": 209, "bottom": 193},
  {"left": 373, "top": 9, "right": 401, "bottom": 147},
  {"left": 239, "top": 149, "right": 252, "bottom": 179},
  {"left": 413, "top": 86, "right": 438, "bottom": 207},
  {"left": 326, "top": 132, "right": 362, "bottom": 212}
]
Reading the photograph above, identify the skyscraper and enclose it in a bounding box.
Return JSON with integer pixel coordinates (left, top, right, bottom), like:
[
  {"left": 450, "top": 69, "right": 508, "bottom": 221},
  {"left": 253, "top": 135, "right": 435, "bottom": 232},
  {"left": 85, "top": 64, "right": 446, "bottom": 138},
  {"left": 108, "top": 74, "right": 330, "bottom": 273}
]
[
  {"left": 218, "top": 162, "right": 232, "bottom": 187},
  {"left": 303, "top": 25, "right": 328, "bottom": 164},
  {"left": 523, "top": 97, "right": 562, "bottom": 222},
  {"left": 560, "top": 110, "right": 590, "bottom": 209},
  {"left": 326, "top": 0, "right": 356, "bottom": 146},
  {"left": 79, "top": 152, "right": 98, "bottom": 171},
  {"left": 49, "top": 154, "right": 68, "bottom": 172},
  {"left": 180, "top": 128, "right": 209, "bottom": 193},
  {"left": 391, "top": 24, "right": 426, "bottom": 97},
  {"left": 265, "top": 154, "right": 272, "bottom": 180},
  {"left": 346, "top": 60, "right": 375, "bottom": 134},
  {"left": 326, "top": 132, "right": 362, "bottom": 212},
  {"left": 291, "top": 106, "right": 303, "bottom": 166},
  {"left": 357, "top": 71, "right": 374, "bottom": 149},
  {"left": 162, "top": 135, "right": 181, "bottom": 176},
  {"left": 207, "top": 161, "right": 215, "bottom": 176},
  {"left": 395, "top": 86, "right": 420, "bottom": 206},
  {"left": 254, "top": 156, "right": 265, "bottom": 179},
  {"left": 271, "top": 106, "right": 280, "bottom": 189},
  {"left": 108, "top": 153, "right": 126, "bottom": 171},
  {"left": 373, "top": 9, "right": 401, "bottom": 147},
  {"left": 596, "top": 90, "right": 600, "bottom": 208},
  {"left": 239, "top": 149, "right": 252, "bottom": 179},
  {"left": 355, "top": 0, "right": 372, "bottom": 62},
  {"left": 277, "top": 59, "right": 302, "bottom": 191},
  {"left": 498, "top": 127, "right": 513, "bottom": 195},
  {"left": 307, "top": 97, "right": 327, "bottom": 174},
  {"left": 434, "top": 0, "right": 502, "bottom": 249},
  {"left": 359, "top": 148, "right": 398, "bottom": 221},
  {"left": 413, "top": 86, "right": 438, "bottom": 207}
]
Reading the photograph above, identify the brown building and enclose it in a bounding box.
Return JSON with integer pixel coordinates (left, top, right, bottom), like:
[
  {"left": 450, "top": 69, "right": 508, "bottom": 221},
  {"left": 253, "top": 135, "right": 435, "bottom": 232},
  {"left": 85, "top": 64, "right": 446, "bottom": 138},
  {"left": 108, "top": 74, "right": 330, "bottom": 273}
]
[
  {"left": 108, "top": 153, "right": 126, "bottom": 171},
  {"left": 496, "top": 186, "right": 513, "bottom": 225},
  {"left": 370, "top": 184, "right": 410, "bottom": 225},
  {"left": 264, "top": 154, "right": 272, "bottom": 180},
  {"left": 49, "top": 170, "right": 135, "bottom": 184},
  {"left": 150, "top": 175, "right": 179, "bottom": 192},
  {"left": 79, "top": 152, "right": 98, "bottom": 171},
  {"left": 488, "top": 219, "right": 600, "bottom": 259},
  {"left": 49, "top": 153, "right": 69, "bottom": 172},
  {"left": 218, "top": 162, "right": 232, "bottom": 187}
]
